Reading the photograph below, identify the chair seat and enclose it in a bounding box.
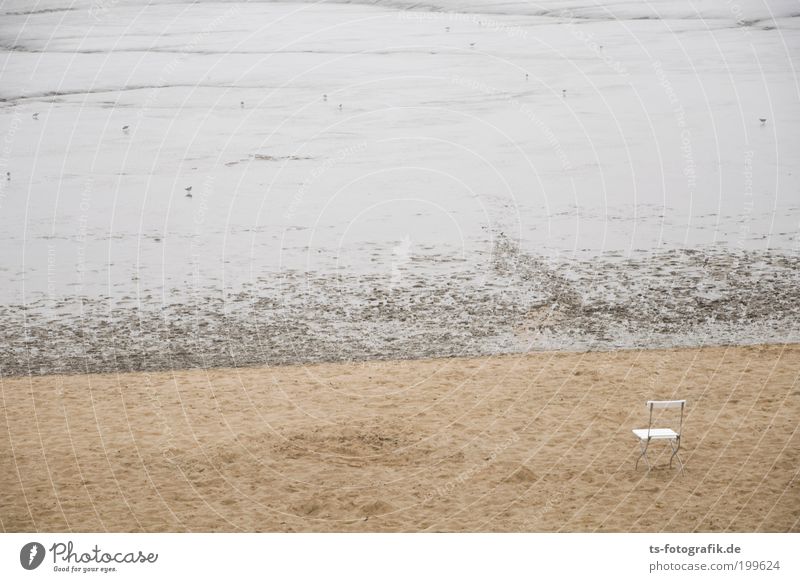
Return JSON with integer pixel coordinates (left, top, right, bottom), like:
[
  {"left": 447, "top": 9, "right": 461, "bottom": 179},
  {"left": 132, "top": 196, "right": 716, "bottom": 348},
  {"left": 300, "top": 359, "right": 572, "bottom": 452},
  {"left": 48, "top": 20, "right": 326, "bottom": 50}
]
[{"left": 632, "top": 428, "right": 679, "bottom": 440}]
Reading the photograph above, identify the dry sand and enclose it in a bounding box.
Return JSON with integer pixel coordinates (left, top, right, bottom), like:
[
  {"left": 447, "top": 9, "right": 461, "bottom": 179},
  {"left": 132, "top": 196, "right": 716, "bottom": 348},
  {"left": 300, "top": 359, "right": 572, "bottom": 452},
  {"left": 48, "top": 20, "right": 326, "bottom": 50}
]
[{"left": 1, "top": 344, "right": 798, "bottom": 532}]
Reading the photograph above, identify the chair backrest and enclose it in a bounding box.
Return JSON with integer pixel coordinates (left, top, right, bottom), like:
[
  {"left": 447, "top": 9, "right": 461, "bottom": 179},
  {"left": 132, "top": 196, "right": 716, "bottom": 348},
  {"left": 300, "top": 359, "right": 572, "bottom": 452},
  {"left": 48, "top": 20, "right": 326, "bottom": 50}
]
[
  {"left": 648, "top": 400, "right": 685, "bottom": 410},
  {"left": 645, "top": 399, "right": 686, "bottom": 436}
]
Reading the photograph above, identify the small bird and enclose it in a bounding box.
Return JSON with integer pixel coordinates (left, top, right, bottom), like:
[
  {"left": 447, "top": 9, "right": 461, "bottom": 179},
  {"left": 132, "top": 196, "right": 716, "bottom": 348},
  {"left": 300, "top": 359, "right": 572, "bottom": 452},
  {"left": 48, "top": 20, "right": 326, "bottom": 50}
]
[
  {"left": 525, "top": 73, "right": 529, "bottom": 81},
  {"left": 562, "top": 89, "right": 567, "bottom": 98},
  {"left": 338, "top": 104, "right": 343, "bottom": 111},
  {"left": 469, "top": 42, "right": 476, "bottom": 48},
  {"left": 323, "top": 94, "right": 327, "bottom": 101},
  {"left": 32, "top": 113, "right": 39, "bottom": 120},
  {"left": 240, "top": 101, "right": 244, "bottom": 108},
  {"left": 184, "top": 186, "right": 192, "bottom": 197},
  {"left": 445, "top": 26, "right": 450, "bottom": 32},
  {"left": 759, "top": 118, "right": 767, "bottom": 126},
  {"left": 5, "top": 172, "right": 9, "bottom": 181},
  {"left": 122, "top": 125, "right": 129, "bottom": 133}
]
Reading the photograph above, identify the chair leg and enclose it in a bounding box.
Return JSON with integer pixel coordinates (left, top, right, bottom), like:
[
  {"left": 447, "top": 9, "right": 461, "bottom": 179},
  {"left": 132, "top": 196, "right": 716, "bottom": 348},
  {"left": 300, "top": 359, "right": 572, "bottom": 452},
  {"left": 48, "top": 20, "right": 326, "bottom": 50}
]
[
  {"left": 635, "top": 438, "right": 651, "bottom": 470},
  {"left": 669, "top": 437, "right": 684, "bottom": 474}
]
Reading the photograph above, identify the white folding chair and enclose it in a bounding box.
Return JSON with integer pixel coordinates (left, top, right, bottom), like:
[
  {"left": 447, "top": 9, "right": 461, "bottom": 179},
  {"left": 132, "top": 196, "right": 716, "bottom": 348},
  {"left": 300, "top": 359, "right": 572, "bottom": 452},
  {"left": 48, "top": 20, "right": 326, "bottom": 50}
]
[{"left": 632, "top": 400, "right": 685, "bottom": 473}]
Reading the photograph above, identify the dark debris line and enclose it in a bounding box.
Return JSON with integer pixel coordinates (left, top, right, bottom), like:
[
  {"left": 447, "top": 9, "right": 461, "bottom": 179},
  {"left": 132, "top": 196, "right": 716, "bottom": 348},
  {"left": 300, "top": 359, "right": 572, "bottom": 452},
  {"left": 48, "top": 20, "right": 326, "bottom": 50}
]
[{"left": 1, "top": 242, "right": 798, "bottom": 377}]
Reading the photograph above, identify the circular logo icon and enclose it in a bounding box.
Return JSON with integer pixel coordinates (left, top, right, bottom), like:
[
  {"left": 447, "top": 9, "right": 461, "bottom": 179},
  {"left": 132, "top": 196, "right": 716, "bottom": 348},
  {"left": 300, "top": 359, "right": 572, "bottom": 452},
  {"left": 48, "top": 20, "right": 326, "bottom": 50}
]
[{"left": 20, "top": 542, "right": 46, "bottom": 570}]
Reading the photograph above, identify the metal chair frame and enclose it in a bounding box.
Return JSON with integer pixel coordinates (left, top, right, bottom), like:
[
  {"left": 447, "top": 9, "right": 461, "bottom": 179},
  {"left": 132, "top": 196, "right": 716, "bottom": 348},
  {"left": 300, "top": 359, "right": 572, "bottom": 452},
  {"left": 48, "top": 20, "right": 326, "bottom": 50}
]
[{"left": 633, "top": 400, "right": 685, "bottom": 474}]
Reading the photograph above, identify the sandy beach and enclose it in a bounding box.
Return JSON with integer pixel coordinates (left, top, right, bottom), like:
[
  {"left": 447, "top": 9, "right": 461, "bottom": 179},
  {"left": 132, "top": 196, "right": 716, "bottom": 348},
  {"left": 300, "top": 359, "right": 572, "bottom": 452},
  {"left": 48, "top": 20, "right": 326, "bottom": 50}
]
[{"left": 2, "top": 343, "right": 798, "bottom": 532}]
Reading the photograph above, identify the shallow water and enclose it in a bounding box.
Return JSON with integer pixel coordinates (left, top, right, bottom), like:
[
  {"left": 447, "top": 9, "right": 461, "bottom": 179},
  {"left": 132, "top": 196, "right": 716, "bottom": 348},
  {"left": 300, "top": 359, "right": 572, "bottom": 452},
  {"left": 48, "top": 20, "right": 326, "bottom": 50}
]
[{"left": 1, "top": 1, "right": 798, "bottom": 374}]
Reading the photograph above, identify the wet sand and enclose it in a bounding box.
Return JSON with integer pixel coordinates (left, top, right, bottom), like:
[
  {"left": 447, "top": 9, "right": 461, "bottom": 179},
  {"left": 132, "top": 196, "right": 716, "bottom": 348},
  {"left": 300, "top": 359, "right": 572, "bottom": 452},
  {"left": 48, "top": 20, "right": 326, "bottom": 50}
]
[
  {"left": 2, "top": 343, "right": 798, "bottom": 532},
  {"left": 3, "top": 244, "right": 798, "bottom": 377}
]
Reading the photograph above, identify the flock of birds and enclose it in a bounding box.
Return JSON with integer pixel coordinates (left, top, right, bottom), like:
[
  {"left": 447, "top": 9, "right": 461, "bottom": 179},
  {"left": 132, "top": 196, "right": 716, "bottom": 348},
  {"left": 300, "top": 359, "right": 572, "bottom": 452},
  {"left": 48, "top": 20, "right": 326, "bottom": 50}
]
[
  {"left": 169, "top": 110, "right": 768, "bottom": 200},
  {"left": 7, "top": 18, "right": 774, "bottom": 172},
  {"left": 5, "top": 96, "right": 771, "bottom": 193},
  {"left": 5, "top": 103, "right": 766, "bottom": 193},
  {"left": 15, "top": 36, "right": 771, "bottom": 198}
]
